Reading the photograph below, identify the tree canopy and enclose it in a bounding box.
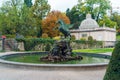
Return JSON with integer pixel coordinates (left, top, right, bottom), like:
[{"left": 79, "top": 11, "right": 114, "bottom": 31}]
[
  {"left": 0, "top": 0, "right": 51, "bottom": 38},
  {"left": 0, "top": 0, "right": 118, "bottom": 38},
  {"left": 66, "top": 0, "right": 112, "bottom": 29},
  {"left": 77, "top": 0, "right": 111, "bottom": 21},
  {"left": 110, "top": 12, "right": 120, "bottom": 35},
  {"left": 42, "top": 10, "right": 70, "bottom": 38},
  {"left": 99, "top": 15, "right": 117, "bottom": 28},
  {"left": 31, "top": 0, "right": 51, "bottom": 37}
]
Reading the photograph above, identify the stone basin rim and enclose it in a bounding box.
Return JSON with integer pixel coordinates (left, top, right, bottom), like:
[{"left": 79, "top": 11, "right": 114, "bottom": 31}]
[{"left": 0, "top": 52, "right": 110, "bottom": 69}]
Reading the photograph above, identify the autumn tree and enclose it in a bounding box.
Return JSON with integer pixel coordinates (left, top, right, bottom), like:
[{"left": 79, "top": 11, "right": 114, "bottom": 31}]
[{"left": 42, "top": 10, "right": 70, "bottom": 38}]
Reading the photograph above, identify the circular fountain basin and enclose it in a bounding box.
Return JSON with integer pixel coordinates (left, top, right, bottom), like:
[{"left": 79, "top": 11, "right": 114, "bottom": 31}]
[{"left": 0, "top": 52, "right": 110, "bottom": 70}]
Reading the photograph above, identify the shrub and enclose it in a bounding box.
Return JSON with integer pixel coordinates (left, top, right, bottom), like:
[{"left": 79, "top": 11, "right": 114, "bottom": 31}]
[
  {"left": 104, "top": 41, "right": 120, "bottom": 80},
  {"left": 71, "top": 35, "right": 76, "bottom": 40},
  {"left": 6, "top": 34, "right": 15, "bottom": 38},
  {"left": 74, "top": 38, "right": 86, "bottom": 44},
  {"left": 88, "top": 36, "right": 93, "bottom": 41},
  {"left": 42, "top": 33, "right": 49, "bottom": 38},
  {"left": 16, "top": 38, "right": 55, "bottom": 51},
  {"left": 45, "top": 43, "right": 51, "bottom": 51},
  {"left": 80, "top": 37, "right": 86, "bottom": 40},
  {"left": 53, "top": 36, "right": 60, "bottom": 40}
]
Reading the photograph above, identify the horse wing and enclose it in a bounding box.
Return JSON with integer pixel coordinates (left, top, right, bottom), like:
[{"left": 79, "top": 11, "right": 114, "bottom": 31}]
[{"left": 66, "top": 24, "right": 74, "bottom": 29}]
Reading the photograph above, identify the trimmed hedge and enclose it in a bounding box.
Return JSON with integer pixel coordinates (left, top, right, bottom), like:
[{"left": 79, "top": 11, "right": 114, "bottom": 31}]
[
  {"left": 16, "top": 38, "right": 103, "bottom": 51},
  {"left": 73, "top": 40, "right": 102, "bottom": 48},
  {"left": 104, "top": 41, "right": 120, "bottom": 80},
  {"left": 16, "top": 38, "right": 55, "bottom": 51}
]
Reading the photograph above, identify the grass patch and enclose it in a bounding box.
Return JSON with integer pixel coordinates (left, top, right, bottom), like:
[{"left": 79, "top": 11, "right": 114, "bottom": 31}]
[
  {"left": 117, "top": 35, "right": 120, "bottom": 41},
  {"left": 0, "top": 50, "right": 6, "bottom": 53},
  {"left": 73, "top": 48, "right": 114, "bottom": 53}
]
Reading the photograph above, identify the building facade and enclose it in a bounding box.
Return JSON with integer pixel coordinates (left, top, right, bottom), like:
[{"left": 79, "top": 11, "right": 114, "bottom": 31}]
[{"left": 70, "top": 14, "right": 116, "bottom": 47}]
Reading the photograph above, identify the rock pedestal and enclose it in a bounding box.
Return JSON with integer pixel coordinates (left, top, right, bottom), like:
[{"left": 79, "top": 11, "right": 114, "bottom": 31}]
[{"left": 41, "top": 40, "right": 83, "bottom": 62}]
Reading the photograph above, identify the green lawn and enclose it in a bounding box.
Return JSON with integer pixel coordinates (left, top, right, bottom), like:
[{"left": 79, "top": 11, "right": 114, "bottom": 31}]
[
  {"left": 73, "top": 48, "right": 114, "bottom": 53},
  {"left": 117, "top": 35, "right": 120, "bottom": 41}
]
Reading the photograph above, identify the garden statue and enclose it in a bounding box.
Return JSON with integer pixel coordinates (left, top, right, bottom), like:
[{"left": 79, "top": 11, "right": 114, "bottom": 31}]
[
  {"left": 40, "top": 19, "right": 83, "bottom": 62},
  {"left": 56, "top": 19, "right": 73, "bottom": 39}
]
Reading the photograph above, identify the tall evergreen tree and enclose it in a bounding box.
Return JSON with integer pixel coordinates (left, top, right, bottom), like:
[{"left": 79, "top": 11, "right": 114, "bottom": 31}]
[{"left": 104, "top": 41, "right": 120, "bottom": 80}]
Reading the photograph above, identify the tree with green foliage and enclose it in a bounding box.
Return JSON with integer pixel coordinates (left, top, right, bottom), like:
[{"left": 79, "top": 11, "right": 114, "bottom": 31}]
[
  {"left": 0, "top": 0, "right": 37, "bottom": 37},
  {"left": 66, "top": 0, "right": 111, "bottom": 29},
  {"left": 111, "top": 12, "right": 120, "bottom": 28},
  {"left": 77, "top": 0, "right": 111, "bottom": 21},
  {"left": 32, "top": 0, "right": 50, "bottom": 20},
  {"left": 0, "top": 0, "right": 51, "bottom": 38},
  {"left": 110, "top": 12, "right": 120, "bottom": 35},
  {"left": 66, "top": 8, "right": 81, "bottom": 24},
  {"left": 0, "top": 0, "right": 22, "bottom": 36},
  {"left": 66, "top": 7, "right": 83, "bottom": 29},
  {"left": 104, "top": 41, "right": 120, "bottom": 80},
  {"left": 31, "top": 0, "right": 51, "bottom": 37},
  {"left": 18, "top": 5, "right": 37, "bottom": 37},
  {"left": 99, "top": 15, "right": 117, "bottom": 28}
]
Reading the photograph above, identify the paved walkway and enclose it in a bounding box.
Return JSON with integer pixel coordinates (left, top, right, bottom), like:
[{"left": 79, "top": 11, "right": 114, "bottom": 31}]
[
  {"left": 0, "top": 52, "right": 110, "bottom": 80},
  {"left": 0, "top": 66, "right": 106, "bottom": 80}
]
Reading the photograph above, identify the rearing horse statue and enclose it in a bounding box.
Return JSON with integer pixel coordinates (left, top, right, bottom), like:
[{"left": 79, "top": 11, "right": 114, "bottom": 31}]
[{"left": 56, "top": 19, "right": 73, "bottom": 39}]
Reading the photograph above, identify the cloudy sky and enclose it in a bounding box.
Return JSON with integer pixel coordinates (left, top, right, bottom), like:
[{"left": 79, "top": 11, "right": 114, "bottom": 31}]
[
  {"left": 0, "top": 0, "right": 120, "bottom": 12},
  {"left": 48, "top": 0, "right": 77, "bottom": 12}
]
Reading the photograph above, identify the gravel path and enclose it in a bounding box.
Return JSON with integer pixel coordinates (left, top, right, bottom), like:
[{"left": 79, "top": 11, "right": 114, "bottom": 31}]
[{"left": 0, "top": 66, "right": 106, "bottom": 80}]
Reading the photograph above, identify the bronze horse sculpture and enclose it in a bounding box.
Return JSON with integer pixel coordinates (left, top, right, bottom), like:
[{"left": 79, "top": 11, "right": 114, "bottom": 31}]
[{"left": 56, "top": 19, "right": 73, "bottom": 39}]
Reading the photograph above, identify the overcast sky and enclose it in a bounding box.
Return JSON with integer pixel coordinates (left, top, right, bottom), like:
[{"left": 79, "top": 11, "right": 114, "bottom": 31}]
[
  {"left": 48, "top": 0, "right": 78, "bottom": 12},
  {"left": 0, "top": 0, "right": 120, "bottom": 12}
]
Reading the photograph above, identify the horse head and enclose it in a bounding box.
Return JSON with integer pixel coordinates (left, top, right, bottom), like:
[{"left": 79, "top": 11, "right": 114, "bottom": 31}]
[{"left": 56, "top": 19, "right": 64, "bottom": 25}]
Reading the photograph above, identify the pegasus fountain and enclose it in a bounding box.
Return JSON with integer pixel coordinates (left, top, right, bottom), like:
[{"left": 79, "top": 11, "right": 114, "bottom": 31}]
[{"left": 40, "top": 19, "right": 83, "bottom": 62}]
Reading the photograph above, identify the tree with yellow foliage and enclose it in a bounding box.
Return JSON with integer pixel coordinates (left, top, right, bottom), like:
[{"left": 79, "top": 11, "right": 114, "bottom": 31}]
[{"left": 42, "top": 10, "right": 70, "bottom": 38}]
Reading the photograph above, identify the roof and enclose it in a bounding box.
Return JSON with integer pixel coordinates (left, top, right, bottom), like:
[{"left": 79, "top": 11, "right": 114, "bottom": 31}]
[{"left": 79, "top": 14, "right": 99, "bottom": 29}]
